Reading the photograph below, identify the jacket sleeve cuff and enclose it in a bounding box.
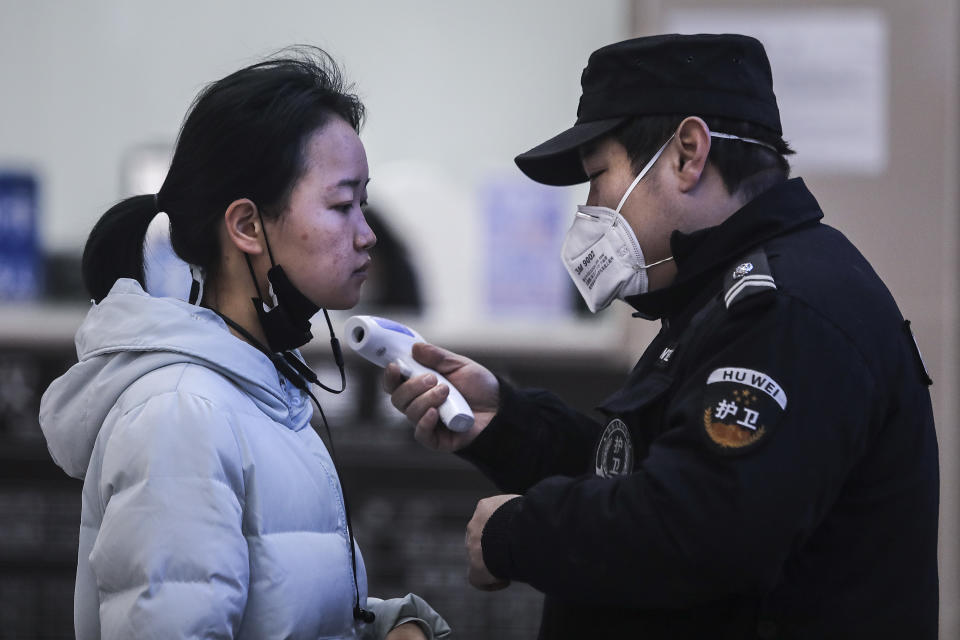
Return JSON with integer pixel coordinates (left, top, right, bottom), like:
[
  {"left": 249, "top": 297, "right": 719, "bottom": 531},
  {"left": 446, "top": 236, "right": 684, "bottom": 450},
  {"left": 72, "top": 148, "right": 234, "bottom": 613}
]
[
  {"left": 456, "top": 377, "right": 523, "bottom": 466},
  {"left": 360, "top": 594, "right": 451, "bottom": 639},
  {"left": 481, "top": 496, "right": 524, "bottom": 580}
]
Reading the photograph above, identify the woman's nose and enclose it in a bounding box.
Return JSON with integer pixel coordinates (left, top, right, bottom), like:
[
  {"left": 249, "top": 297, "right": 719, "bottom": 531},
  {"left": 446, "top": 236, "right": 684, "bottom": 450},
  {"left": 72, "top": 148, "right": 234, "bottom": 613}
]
[{"left": 357, "top": 215, "right": 377, "bottom": 251}]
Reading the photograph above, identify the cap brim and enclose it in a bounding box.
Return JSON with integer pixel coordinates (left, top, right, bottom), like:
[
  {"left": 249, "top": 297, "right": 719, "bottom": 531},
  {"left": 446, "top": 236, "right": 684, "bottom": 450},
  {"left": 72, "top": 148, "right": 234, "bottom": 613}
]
[{"left": 514, "top": 117, "right": 626, "bottom": 186}]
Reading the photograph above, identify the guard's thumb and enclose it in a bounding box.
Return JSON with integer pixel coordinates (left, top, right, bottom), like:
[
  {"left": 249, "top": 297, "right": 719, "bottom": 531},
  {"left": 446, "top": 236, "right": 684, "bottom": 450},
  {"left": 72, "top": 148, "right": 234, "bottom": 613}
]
[{"left": 411, "top": 342, "right": 463, "bottom": 375}]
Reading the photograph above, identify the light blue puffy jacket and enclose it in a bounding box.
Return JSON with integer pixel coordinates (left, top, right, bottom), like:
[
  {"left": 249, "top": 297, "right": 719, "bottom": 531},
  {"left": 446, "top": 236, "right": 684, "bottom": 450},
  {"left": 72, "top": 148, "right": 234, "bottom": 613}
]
[{"left": 40, "top": 279, "right": 372, "bottom": 639}]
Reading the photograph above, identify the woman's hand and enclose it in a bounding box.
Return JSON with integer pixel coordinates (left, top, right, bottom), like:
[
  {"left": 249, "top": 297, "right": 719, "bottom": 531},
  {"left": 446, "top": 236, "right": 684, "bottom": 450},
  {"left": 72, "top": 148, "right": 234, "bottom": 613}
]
[
  {"left": 384, "top": 621, "right": 428, "bottom": 640},
  {"left": 384, "top": 342, "right": 499, "bottom": 452}
]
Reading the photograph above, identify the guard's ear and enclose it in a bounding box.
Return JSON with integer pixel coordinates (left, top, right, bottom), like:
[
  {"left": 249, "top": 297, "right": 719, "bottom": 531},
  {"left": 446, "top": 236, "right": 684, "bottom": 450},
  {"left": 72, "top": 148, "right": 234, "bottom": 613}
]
[
  {"left": 673, "top": 116, "right": 712, "bottom": 193},
  {"left": 223, "top": 199, "right": 264, "bottom": 255}
]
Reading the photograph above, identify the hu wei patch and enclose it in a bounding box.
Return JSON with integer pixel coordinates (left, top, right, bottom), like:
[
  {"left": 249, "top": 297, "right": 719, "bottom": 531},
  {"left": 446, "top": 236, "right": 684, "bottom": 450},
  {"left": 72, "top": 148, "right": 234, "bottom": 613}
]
[{"left": 702, "top": 367, "right": 787, "bottom": 454}]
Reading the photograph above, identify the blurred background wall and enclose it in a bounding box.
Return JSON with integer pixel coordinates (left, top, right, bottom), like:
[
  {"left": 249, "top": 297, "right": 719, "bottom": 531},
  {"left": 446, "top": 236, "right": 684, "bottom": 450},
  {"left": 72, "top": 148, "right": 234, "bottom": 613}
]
[{"left": 0, "top": 0, "right": 956, "bottom": 638}]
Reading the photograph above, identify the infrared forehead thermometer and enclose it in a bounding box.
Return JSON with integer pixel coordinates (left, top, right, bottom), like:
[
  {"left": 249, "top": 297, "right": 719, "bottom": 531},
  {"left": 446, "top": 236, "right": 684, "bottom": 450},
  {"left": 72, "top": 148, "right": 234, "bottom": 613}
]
[{"left": 343, "top": 315, "right": 475, "bottom": 432}]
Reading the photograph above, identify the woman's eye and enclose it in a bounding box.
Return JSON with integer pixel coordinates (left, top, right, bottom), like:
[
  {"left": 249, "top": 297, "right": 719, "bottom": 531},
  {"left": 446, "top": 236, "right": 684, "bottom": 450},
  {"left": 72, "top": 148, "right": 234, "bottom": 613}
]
[{"left": 334, "top": 203, "right": 353, "bottom": 213}]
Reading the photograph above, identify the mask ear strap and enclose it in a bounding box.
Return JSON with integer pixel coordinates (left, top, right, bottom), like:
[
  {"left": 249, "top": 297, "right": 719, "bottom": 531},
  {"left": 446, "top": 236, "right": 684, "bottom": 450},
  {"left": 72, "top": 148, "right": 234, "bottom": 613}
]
[
  {"left": 187, "top": 265, "right": 205, "bottom": 305},
  {"left": 244, "top": 254, "right": 270, "bottom": 308},
  {"left": 616, "top": 133, "right": 675, "bottom": 213},
  {"left": 709, "top": 131, "right": 779, "bottom": 153},
  {"left": 254, "top": 209, "right": 282, "bottom": 306},
  {"left": 244, "top": 202, "right": 270, "bottom": 304},
  {"left": 257, "top": 210, "right": 278, "bottom": 266}
]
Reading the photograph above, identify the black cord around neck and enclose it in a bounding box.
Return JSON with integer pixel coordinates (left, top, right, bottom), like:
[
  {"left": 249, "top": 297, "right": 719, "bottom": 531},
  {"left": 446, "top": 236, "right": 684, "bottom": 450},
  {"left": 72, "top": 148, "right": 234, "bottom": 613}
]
[
  {"left": 212, "top": 310, "right": 374, "bottom": 624},
  {"left": 314, "top": 308, "right": 347, "bottom": 394},
  {"left": 303, "top": 384, "right": 374, "bottom": 625}
]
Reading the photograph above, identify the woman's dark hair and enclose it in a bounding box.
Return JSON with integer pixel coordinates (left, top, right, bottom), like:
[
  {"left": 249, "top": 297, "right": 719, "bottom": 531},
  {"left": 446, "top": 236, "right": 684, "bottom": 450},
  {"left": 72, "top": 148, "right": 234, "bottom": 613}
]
[
  {"left": 613, "top": 115, "right": 795, "bottom": 201},
  {"left": 82, "top": 46, "right": 365, "bottom": 302}
]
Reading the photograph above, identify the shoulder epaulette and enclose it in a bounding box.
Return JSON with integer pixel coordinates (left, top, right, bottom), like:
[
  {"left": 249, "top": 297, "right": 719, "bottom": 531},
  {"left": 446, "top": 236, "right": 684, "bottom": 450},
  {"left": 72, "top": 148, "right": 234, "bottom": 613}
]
[{"left": 723, "top": 248, "right": 777, "bottom": 309}]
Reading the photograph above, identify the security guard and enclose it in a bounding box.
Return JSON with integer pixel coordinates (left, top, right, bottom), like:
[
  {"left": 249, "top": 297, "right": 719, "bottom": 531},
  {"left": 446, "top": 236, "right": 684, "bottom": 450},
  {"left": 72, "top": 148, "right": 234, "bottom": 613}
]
[{"left": 385, "top": 34, "right": 939, "bottom": 638}]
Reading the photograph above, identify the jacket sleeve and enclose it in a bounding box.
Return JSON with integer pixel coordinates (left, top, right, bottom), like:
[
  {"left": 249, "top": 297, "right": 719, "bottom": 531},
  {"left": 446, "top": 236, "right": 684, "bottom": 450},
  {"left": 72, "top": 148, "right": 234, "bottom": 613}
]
[
  {"left": 361, "top": 593, "right": 451, "bottom": 640},
  {"left": 481, "top": 296, "right": 877, "bottom": 608},
  {"left": 458, "top": 377, "right": 604, "bottom": 493},
  {"left": 91, "top": 389, "right": 249, "bottom": 639}
]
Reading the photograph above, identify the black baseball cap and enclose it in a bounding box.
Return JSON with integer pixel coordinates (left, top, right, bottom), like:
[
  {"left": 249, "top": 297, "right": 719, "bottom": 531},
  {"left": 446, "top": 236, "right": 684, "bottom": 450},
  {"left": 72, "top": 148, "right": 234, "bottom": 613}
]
[{"left": 515, "top": 34, "right": 782, "bottom": 186}]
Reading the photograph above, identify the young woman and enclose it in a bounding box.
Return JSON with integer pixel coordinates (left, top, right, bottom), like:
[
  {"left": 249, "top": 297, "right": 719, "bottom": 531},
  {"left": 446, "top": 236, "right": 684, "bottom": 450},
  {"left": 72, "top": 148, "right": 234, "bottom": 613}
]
[{"left": 39, "top": 49, "right": 448, "bottom": 640}]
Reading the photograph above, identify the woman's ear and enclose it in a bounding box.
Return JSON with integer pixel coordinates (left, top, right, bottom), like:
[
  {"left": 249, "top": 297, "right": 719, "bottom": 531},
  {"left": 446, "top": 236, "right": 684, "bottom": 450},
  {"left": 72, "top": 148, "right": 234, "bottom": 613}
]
[
  {"left": 674, "top": 116, "right": 712, "bottom": 193},
  {"left": 223, "top": 198, "right": 263, "bottom": 255}
]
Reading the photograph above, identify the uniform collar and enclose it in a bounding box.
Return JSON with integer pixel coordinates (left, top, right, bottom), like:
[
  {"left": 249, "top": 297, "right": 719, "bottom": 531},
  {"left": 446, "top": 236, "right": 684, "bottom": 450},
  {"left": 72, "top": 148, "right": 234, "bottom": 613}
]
[{"left": 625, "top": 177, "right": 823, "bottom": 319}]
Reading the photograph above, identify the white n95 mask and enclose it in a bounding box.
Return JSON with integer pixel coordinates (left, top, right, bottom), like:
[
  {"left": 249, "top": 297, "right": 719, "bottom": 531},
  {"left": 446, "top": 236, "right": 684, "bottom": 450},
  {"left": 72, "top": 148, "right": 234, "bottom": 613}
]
[
  {"left": 561, "top": 135, "right": 674, "bottom": 312},
  {"left": 561, "top": 128, "right": 778, "bottom": 312}
]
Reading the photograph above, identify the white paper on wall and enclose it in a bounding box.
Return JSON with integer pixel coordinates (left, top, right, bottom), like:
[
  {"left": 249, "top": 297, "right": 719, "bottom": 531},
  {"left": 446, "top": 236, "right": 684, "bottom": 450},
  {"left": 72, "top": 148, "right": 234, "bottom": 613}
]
[{"left": 664, "top": 7, "right": 889, "bottom": 176}]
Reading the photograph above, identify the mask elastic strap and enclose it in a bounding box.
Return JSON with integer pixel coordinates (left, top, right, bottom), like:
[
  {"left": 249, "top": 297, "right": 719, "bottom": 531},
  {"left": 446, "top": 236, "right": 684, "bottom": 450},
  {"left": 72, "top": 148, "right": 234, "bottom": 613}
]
[
  {"left": 616, "top": 134, "right": 675, "bottom": 213},
  {"left": 242, "top": 207, "right": 274, "bottom": 309},
  {"left": 257, "top": 212, "right": 286, "bottom": 306},
  {"left": 645, "top": 255, "right": 674, "bottom": 269},
  {"left": 615, "top": 128, "right": 778, "bottom": 215},
  {"left": 244, "top": 254, "right": 270, "bottom": 308},
  {"left": 709, "top": 131, "right": 779, "bottom": 153},
  {"left": 187, "top": 265, "right": 205, "bottom": 306},
  {"left": 258, "top": 211, "right": 278, "bottom": 266}
]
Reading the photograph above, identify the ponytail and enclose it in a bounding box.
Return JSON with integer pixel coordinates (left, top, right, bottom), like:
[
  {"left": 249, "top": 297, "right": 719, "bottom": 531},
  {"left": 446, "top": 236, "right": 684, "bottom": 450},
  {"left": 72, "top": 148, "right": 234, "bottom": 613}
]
[{"left": 81, "top": 194, "right": 157, "bottom": 303}]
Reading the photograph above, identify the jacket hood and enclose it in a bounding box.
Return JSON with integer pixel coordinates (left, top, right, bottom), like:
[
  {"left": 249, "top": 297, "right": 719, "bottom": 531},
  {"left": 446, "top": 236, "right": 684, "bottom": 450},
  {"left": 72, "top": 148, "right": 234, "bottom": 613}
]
[{"left": 40, "top": 279, "right": 310, "bottom": 479}]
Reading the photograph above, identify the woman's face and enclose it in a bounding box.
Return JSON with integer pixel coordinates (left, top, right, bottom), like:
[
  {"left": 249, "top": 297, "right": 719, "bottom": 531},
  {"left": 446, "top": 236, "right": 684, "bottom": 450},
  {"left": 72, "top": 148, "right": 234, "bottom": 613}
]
[{"left": 265, "top": 117, "right": 376, "bottom": 310}]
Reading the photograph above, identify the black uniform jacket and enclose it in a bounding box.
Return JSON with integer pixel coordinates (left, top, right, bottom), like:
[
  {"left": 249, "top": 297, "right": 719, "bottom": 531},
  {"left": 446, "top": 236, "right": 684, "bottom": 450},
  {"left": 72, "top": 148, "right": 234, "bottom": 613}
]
[{"left": 460, "top": 178, "right": 939, "bottom": 639}]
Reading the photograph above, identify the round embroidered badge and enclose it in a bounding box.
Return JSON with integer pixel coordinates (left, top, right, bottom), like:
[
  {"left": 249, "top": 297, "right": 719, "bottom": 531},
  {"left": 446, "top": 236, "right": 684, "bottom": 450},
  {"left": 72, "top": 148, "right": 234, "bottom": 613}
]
[
  {"left": 594, "top": 418, "right": 635, "bottom": 478},
  {"left": 701, "top": 366, "right": 787, "bottom": 454}
]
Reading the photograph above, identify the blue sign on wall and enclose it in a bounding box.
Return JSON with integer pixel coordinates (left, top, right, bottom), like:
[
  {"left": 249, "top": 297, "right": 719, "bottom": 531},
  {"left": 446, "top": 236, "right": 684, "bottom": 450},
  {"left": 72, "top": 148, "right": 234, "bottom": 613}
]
[
  {"left": 0, "top": 173, "right": 40, "bottom": 300},
  {"left": 481, "top": 174, "right": 571, "bottom": 317}
]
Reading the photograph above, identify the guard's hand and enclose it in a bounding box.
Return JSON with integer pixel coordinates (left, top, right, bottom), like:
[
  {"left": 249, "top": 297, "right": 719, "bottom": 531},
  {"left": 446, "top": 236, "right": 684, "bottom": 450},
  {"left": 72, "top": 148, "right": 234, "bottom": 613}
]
[
  {"left": 465, "top": 494, "right": 519, "bottom": 591},
  {"left": 384, "top": 622, "right": 428, "bottom": 640},
  {"left": 384, "top": 343, "right": 499, "bottom": 452}
]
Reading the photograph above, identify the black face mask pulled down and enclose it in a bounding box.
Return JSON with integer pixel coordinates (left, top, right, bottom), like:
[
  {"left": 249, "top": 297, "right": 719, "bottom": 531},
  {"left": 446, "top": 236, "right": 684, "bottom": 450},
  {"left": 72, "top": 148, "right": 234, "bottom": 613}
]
[
  {"left": 241, "top": 220, "right": 345, "bottom": 394},
  {"left": 251, "top": 262, "right": 319, "bottom": 353}
]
